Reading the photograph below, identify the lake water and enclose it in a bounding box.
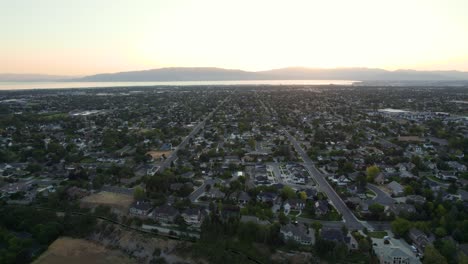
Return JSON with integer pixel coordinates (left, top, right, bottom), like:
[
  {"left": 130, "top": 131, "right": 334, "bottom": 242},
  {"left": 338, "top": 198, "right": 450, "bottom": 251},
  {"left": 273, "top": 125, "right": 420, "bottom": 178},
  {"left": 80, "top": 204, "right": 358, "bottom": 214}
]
[{"left": 0, "top": 80, "right": 357, "bottom": 90}]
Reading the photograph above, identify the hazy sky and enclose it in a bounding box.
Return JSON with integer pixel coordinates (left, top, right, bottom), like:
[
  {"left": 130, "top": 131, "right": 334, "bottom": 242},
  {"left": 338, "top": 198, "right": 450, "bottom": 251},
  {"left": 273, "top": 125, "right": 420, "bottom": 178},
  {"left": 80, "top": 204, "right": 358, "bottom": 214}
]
[{"left": 2, "top": 0, "right": 468, "bottom": 75}]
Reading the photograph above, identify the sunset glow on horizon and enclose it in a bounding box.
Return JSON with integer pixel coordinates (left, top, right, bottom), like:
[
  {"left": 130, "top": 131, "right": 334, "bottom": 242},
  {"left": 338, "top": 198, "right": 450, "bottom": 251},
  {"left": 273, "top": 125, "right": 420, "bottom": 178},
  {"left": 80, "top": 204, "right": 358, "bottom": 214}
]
[{"left": 2, "top": 0, "right": 468, "bottom": 75}]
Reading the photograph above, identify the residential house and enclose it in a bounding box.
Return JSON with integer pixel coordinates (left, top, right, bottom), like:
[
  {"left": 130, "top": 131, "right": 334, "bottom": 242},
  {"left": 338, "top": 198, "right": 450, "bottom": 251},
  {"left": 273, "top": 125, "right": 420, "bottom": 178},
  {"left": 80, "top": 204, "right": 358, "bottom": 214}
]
[
  {"left": 303, "top": 188, "right": 317, "bottom": 200},
  {"left": 221, "top": 205, "right": 240, "bottom": 221},
  {"left": 372, "top": 237, "right": 421, "bottom": 264},
  {"left": 151, "top": 205, "right": 179, "bottom": 223},
  {"left": 181, "top": 208, "right": 204, "bottom": 227},
  {"left": 406, "top": 195, "right": 426, "bottom": 205},
  {"left": 447, "top": 161, "right": 467, "bottom": 172},
  {"left": 280, "top": 223, "right": 314, "bottom": 245},
  {"left": 326, "top": 162, "right": 339, "bottom": 173},
  {"left": 237, "top": 191, "right": 251, "bottom": 205},
  {"left": 315, "top": 200, "right": 329, "bottom": 215},
  {"left": 428, "top": 181, "right": 441, "bottom": 192},
  {"left": 387, "top": 204, "right": 416, "bottom": 217},
  {"left": 387, "top": 181, "right": 404, "bottom": 196},
  {"left": 321, "top": 228, "right": 345, "bottom": 243},
  {"left": 205, "top": 188, "right": 226, "bottom": 199},
  {"left": 284, "top": 199, "right": 306, "bottom": 212},
  {"left": 408, "top": 228, "right": 432, "bottom": 253},
  {"left": 129, "top": 200, "right": 153, "bottom": 217},
  {"left": 257, "top": 192, "right": 279, "bottom": 204},
  {"left": 400, "top": 171, "right": 416, "bottom": 179},
  {"left": 375, "top": 172, "right": 387, "bottom": 185},
  {"left": 437, "top": 171, "right": 458, "bottom": 181}
]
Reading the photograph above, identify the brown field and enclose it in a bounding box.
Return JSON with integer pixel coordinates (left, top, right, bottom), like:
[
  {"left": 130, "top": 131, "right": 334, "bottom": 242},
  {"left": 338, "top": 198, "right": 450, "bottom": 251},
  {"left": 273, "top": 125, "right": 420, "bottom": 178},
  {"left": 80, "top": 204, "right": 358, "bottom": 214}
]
[
  {"left": 33, "top": 237, "right": 136, "bottom": 264},
  {"left": 81, "top": 191, "right": 133, "bottom": 212},
  {"left": 147, "top": 150, "right": 172, "bottom": 160}
]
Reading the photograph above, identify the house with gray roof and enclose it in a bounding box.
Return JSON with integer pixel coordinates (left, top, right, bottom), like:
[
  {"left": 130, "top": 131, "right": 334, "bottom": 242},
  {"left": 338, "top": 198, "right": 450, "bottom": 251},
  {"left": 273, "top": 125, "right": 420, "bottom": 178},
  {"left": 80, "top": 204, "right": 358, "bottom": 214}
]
[
  {"left": 372, "top": 237, "right": 421, "bottom": 264},
  {"left": 387, "top": 181, "right": 404, "bottom": 196}
]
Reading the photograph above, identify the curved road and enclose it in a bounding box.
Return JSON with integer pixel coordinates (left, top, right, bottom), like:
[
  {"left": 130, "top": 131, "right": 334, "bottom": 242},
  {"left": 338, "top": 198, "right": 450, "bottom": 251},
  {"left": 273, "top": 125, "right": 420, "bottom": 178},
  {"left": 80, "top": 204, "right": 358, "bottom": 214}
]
[{"left": 367, "top": 183, "right": 395, "bottom": 206}]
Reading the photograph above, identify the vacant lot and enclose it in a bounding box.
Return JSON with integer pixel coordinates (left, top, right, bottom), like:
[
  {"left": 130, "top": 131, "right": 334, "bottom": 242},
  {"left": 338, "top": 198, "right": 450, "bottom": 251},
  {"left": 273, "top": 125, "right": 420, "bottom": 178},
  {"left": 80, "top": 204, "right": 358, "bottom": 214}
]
[
  {"left": 33, "top": 237, "right": 136, "bottom": 264},
  {"left": 81, "top": 191, "right": 133, "bottom": 213},
  {"left": 147, "top": 150, "right": 172, "bottom": 160}
]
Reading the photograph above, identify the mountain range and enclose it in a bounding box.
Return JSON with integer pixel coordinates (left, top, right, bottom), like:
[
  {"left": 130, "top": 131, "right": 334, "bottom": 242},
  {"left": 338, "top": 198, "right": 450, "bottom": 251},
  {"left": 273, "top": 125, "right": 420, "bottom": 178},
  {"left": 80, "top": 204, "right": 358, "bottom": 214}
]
[{"left": 2, "top": 67, "right": 468, "bottom": 82}]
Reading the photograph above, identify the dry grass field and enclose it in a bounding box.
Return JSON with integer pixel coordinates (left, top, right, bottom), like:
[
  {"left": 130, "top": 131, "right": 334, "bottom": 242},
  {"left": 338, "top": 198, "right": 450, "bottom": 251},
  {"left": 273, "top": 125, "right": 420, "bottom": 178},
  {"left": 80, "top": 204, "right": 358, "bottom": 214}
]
[
  {"left": 33, "top": 237, "right": 136, "bottom": 264},
  {"left": 81, "top": 191, "right": 134, "bottom": 213}
]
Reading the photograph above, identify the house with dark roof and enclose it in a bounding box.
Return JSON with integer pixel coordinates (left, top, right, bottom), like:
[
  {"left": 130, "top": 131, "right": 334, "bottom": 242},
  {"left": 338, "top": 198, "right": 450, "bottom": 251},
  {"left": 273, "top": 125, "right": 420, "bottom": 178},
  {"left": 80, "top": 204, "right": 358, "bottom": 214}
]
[
  {"left": 237, "top": 191, "right": 251, "bottom": 205},
  {"left": 280, "top": 223, "right": 314, "bottom": 245},
  {"left": 221, "top": 205, "right": 240, "bottom": 221},
  {"left": 315, "top": 200, "right": 329, "bottom": 215},
  {"left": 129, "top": 200, "right": 153, "bottom": 217},
  {"left": 151, "top": 204, "right": 179, "bottom": 223},
  {"left": 408, "top": 228, "right": 432, "bottom": 253},
  {"left": 302, "top": 188, "right": 317, "bottom": 200},
  {"left": 321, "top": 228, "right": 345, "bottom": 243},
  {"left": 257, "top": 192, "right": 279, "bottom": 204},
  {"left": 181, "top": 208, "right": 204, "bottom": 227}
]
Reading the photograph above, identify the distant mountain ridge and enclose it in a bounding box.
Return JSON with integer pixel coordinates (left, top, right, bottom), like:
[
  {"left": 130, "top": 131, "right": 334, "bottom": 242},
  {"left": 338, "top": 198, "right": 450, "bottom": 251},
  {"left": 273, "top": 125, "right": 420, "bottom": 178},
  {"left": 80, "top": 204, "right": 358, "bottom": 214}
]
[
  {"left": 77, "top": 67, "right": 468, "bottom": 82},
  {"left": 2, "top": 67, "right": 468, "bottom": 82}
]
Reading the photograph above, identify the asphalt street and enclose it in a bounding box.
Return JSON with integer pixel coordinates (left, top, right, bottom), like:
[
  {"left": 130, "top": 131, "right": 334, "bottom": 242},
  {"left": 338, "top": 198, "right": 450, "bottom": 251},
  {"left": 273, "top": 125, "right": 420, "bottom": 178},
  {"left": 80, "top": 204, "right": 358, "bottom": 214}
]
[
  {"left": 159, "top": 97, "right": 228, "bottom": 172},
  {"left": 285, "top": 130, "right": 365, "bottom": 230}
]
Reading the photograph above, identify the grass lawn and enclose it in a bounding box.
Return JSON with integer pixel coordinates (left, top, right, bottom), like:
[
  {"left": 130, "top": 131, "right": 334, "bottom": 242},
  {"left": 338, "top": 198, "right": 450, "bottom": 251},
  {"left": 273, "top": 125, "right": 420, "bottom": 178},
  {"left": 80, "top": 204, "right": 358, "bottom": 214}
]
[
  {"left": 299, "top": 211, "right": 316, "bottom": 219},
  {"left": 323, "top": 210, "right": 342, "bottom": 221},
  {"left": 288, "top": 210, "right": 301, "bottom": 216},
  {"left": 365, "top": 189, "right": 376, "bottom": 198},
  {"left": 368, "top": 231, "right": 388, "bottom": 238}
]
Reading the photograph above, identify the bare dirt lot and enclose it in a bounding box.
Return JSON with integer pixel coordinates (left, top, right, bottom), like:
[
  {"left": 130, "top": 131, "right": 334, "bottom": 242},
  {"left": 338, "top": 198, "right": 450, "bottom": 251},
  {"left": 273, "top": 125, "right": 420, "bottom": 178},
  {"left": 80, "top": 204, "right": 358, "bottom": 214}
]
[
  {"left": 90, "top": 222, "right": 198, "bottom": 263},
  {"left": 33, "top": 237, "right": 136, "bottom": 264},
  {"left": 147, "top": 150, "right": 172, "bottom": 160},
  {"left": 81, "top": 191, "right": 134, "bottom": 213}
]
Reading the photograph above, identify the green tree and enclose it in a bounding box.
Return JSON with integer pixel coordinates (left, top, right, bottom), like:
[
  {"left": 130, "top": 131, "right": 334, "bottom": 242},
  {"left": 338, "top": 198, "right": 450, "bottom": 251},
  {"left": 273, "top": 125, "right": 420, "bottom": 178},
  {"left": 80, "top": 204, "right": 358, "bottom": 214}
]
[
  {"left": 439, "top": 239, "right": 457, "bottom": 263},
  {"left": 459, "top": 253, "right": 468, "bottom": 264},
  {"left": 278, "top": 211, "right": 289, "bottom": 225},
  {"left": 281, "top": 186, "right": 296, "bottom": 200},
  {"left": 423, "top": 245, "right": 447, "bottom": 264},
  {"left": 134, "top": 186, "right": 146, "bottom": 200},
  {"left": 391, "top": 217, "right": 411, "bottom": 238},
  {"left": 299, "top": 191, "right": 307, "bottom": 200},
  {"left": 358, "top": 237, "right": 371, "bottom": 253},
  {"left": 404, "top": 185, "right": 414, "bottom": 195},
  {"left": 312, "top": 221, "right": 323, "bottom": 235},
  {"left": 248, "top": 138, "right": 256, "bottom": 149},
  {"left": 366, "top": 165, "right": 380, "bottom": 182},
  {"left": 369, "top": 203, "right": 384, "bottom": 215}
]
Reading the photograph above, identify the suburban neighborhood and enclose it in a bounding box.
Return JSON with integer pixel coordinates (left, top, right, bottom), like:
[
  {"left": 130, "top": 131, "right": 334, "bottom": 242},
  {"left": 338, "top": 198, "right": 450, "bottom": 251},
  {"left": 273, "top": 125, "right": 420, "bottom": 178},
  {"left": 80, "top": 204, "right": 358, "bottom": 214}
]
[{"left": 1, "top": 85, "right": 467, "bottom": 263}]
